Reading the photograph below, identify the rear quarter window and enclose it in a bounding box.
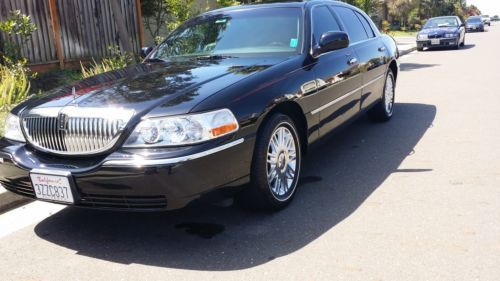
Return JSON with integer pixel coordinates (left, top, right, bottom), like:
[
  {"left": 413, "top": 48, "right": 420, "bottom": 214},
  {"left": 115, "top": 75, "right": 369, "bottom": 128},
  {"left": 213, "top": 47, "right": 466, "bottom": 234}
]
[{"left": 332, "top": 6, "right": 369, "bottom": 43}]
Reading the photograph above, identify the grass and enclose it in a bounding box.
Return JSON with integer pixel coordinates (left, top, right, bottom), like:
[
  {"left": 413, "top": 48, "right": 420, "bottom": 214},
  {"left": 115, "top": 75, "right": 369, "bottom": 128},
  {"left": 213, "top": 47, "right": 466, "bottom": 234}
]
[
  {"left": 388, "top": 30, "right": 418, "bottom": 37},
  {"left": 0, "top": 109, "right": 8, "bottom": 137},
  {"left": 1, "top": 68, "right": 83, "bottom": 138}
]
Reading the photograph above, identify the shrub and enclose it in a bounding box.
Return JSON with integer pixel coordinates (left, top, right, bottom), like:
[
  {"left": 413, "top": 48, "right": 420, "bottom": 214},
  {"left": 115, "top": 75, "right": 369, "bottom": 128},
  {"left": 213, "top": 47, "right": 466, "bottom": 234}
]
[
  {"left": 382, "top": 20, "right": 391, "bottom": 33},
  {"left": 0, "top": 61, "right": 31, "bottom": 111},
  {"left": 0, "top": 10, "right": 37, "bottom": 65},
  {"left": 81, "top": 46, "right": 135, "bottom": 78}
]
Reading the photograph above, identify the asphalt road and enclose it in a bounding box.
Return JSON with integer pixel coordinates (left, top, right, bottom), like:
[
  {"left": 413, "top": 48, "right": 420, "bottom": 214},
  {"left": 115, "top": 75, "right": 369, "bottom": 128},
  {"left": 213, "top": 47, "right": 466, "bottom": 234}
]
[{"left": 1, "top": 25, "right": 500, "bottom": 281}]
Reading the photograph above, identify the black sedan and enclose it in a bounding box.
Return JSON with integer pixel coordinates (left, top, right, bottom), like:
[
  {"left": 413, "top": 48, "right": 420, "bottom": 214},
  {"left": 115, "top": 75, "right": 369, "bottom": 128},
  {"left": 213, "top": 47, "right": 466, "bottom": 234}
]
[
  {"left": 0, "top": 1, "right": 399, "bottom": 211},
  {"left": 416, "top": 16, "right": 466, "bottom": 51},
  {"left": 466, "top": 16, "right": 485, "bottom": 32}
]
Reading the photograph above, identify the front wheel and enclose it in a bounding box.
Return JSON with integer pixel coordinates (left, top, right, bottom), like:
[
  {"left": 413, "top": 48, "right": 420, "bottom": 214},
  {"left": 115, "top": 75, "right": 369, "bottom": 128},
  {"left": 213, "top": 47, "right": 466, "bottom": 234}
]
[
  {"left": 240, "top": 114, "right": 302, "bottom": 211},
  {"left": 368, "top": 70, "right": 395, "bottom": 122}
]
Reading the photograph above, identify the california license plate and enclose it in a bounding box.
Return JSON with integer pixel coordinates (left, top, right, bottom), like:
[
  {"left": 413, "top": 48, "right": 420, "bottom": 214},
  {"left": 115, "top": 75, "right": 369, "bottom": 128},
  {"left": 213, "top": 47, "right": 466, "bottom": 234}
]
[
  {"left": 431, "top": 39, "right": 440, "bottom": 45},
  {"left": 30, "top": 170, "right": 74, "bottom": 204}
]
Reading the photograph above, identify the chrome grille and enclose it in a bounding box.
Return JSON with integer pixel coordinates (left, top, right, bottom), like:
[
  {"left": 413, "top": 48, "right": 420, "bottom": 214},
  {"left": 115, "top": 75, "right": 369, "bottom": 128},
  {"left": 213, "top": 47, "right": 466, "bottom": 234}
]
[{"left": 22, "top": 107, "right": 134, "bottom": 155}]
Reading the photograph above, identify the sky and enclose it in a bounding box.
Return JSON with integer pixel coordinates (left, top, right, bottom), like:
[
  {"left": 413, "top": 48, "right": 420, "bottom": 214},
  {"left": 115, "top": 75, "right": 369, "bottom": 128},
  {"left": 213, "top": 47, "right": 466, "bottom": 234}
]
[{"left": 467, "top": 0, "right": 500, "bottom": 16}]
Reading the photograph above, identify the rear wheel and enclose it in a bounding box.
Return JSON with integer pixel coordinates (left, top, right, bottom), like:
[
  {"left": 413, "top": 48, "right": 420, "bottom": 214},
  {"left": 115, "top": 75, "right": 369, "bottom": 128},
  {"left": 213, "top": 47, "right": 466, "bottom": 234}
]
[
  {"left": 368, "top": 70, "right": 395, "bottom": 122},
  {"left": 239, "top": 114, "right": 302, "bottom": 211}
]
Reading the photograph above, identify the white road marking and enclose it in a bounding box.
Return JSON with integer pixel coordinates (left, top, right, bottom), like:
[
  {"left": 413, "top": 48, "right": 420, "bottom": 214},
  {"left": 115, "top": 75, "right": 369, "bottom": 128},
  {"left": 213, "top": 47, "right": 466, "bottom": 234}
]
[{"left": 0, "top": 201, "right": 65, "bottom": 239}]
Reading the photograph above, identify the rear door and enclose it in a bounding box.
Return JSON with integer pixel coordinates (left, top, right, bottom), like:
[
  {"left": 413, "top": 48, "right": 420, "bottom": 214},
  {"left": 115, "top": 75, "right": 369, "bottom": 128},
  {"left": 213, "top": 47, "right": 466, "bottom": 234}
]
[
  {"left": 310, "top": 5, "right": 362, "bottom": 136},
  {"left": 331, "top": 6, "right": 388, "bottom": 110}
]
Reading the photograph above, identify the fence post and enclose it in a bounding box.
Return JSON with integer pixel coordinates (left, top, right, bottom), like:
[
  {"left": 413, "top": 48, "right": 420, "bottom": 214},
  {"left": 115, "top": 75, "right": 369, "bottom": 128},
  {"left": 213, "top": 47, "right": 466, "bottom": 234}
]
[
  {"left": 48, "top": 0, "right": 64, "bottom": 69},
  {"left": 135, "top": 0, "right": 145, "bottom": 47}
]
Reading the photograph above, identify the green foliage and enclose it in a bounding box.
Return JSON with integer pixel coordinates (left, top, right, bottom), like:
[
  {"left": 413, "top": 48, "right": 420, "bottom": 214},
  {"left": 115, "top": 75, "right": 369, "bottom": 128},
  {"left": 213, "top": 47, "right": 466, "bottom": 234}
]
[
  {"left": 141, "top": 0, "right": 195, "bottom": 43},
  {"left": 0, "top": 61, "right": 31, "bottom": 110},
  {"left": 164, "top": 0, "right": 194, "bottom": 32},
  {"left": 0, "top": 10, "right": 37, "bottom": 64},
  {"left": 382, "top": 20, "right": 391, "bottom": 33},
  {"left": 81, "top": 46, "right": 135, "bottom": 78},
  {"left": 217, "top": 0, "right": 239, "bottom": 8},
  {"left": 0, "top": 109, "right": 7, "bottom": 137}
]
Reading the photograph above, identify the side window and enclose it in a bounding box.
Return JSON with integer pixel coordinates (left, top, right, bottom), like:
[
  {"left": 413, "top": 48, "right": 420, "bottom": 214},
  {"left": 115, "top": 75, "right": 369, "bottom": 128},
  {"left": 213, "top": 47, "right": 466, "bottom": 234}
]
[
  {"left": 312, "top": 6, "right": 341, "bottom": 45},
  {"left": 333, "top": 6, "right": 369, "bottom": 43},
  {"left": 355, "top": 11, "right": 375, "bottom": 38}
]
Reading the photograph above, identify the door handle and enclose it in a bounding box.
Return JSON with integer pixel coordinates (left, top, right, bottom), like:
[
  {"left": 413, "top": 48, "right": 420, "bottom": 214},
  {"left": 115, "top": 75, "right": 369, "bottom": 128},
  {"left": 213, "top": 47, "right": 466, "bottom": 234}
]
[
  {"left": 348, "top": 58, "right": 358, "bottom": 65},
  {"left": 378, "top": 46, "right": 386, "bottom": 52}
]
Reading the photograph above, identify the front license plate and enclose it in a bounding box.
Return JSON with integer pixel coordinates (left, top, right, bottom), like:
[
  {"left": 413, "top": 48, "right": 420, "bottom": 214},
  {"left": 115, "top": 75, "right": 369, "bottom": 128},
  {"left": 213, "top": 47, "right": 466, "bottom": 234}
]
[
  {"left": 30, "top": 171, "right": 74, "bottom": 204},
  {"left": 431, "top": 39, "right": 440, "bottom": 45}
]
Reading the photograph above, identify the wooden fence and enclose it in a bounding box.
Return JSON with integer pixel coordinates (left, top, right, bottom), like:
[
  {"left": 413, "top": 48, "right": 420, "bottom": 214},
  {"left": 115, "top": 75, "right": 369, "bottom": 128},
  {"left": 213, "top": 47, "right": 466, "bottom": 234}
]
[{"left": 0, "top": 0, "right": 144, "bottom": 71}]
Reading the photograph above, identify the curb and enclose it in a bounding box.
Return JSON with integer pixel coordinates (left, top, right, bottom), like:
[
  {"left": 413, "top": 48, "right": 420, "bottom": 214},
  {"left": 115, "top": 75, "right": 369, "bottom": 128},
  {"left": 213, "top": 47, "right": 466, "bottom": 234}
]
[
  {"left": 399, "top": 46, "right": 417, "bottom": 57},
  {"left": 0, "top": 186, "right": 32, "bottom": 215}
]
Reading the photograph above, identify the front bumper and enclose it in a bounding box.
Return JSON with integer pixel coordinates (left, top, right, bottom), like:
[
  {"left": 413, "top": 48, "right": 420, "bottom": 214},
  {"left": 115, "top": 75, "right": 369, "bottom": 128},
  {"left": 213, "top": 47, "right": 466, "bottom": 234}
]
[
  {"left": 417, "top": 38, "right": 459, "bottom": 48},
  {"left": 0, "top": 137, "right": 254, "bottom": 211},
  {"left": 466, "top": 26, "right": 484, "bottom": 32}
]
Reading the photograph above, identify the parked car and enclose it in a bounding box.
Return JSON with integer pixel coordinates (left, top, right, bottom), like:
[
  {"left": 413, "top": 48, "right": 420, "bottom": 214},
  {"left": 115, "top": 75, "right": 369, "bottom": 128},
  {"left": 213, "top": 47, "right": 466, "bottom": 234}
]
[
  {"left": 492, "top": 15, "right": 500, "bottom": 22},
  {"left": 416, "top": 16, "right": 466, "bottom": 51},
  {"left": 481, "top": 15, "right": 491, "bottom": 26},
  {"left": 0, "top": 1, "right": 399, "bottom": 212},
  {"left": 466, "top": 16, "right": 485, "bottom": 32}
]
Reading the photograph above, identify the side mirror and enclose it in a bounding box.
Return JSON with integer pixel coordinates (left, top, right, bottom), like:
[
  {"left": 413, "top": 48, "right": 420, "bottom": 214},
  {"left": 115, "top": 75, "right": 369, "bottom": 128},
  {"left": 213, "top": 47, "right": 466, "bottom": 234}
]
[
  {"left": 314, "top": 31, "right": 349, "bottom": 57},
  {"left": 460, "top": 23, "right": 465, "bottom": 27},
  {"left": 140, "top": 47, "right": 154, "bottom": 58}
]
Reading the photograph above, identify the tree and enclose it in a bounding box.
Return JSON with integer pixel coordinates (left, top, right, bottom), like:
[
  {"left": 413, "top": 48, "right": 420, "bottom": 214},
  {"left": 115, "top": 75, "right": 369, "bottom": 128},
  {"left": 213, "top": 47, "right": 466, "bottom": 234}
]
[{"left": 141, "top": 0, "right": 194, "bottom": 44}]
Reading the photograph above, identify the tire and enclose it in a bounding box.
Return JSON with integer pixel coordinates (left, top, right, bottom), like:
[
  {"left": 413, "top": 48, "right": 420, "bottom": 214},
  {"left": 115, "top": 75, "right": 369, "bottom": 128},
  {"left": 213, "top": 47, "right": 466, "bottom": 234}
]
[
  {"left": 368, "top": 70, "right": 395, "bottom": 122},
  {"left": 417, "top": 46, "right": 424, "bottom": 52},
  {"left": 239, "top": 113, "right": 302, "bottom": 211},
  {"left": 460, "top": 37, "right": 465, "bottom": 47}
]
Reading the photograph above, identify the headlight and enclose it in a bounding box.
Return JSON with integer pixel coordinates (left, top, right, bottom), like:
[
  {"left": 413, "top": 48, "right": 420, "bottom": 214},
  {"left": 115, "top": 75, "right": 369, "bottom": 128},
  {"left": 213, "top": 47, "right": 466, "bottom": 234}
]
[
  {"left": 417, "top": 34, "right": 428, "bottom": 40},
  {"left": 124, "top": 109, "right": 239, "bottom": 147},
  {"left": 444, "top": 33, "right": 458, "bottom": 38},
  {"left": 3, "top": 113, "right": 26, "bottom": 142}
]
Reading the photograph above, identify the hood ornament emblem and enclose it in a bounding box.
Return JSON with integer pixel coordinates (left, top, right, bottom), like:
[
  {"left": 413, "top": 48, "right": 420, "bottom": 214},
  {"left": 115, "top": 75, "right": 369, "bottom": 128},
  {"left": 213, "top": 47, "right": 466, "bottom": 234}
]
[
  {"left": 70, "top": 87, "right": 80, "bottom": 106},
  {"left": 71, "top": 87, "right": 78, "bottom": 103}
]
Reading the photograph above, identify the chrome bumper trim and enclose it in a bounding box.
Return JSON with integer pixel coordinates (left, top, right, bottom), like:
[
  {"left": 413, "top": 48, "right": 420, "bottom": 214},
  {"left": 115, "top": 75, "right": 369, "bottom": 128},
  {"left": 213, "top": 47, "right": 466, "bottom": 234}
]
[{"left": 102, "top": 138, "right": 245, "bottom": 167}]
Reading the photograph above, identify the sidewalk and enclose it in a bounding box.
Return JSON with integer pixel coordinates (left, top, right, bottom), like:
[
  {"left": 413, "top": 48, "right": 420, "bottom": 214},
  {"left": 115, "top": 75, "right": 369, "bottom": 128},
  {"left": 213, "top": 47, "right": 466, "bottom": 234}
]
[
  {"left": 0, "top": 185, "right": 31, "bottom": 214},
  {"left": 394, "top": 36, "right": 417, "bottom": 56}
]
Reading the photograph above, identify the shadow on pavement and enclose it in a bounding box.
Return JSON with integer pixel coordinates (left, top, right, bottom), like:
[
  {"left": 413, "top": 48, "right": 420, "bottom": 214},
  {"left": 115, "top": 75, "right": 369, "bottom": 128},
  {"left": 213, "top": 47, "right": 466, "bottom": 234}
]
[
  {"left": 400, "top": 63, "right": 438, "bottom": 71},
  {"left": 34, "top": 103, "right": 436, "bottom": 271}
]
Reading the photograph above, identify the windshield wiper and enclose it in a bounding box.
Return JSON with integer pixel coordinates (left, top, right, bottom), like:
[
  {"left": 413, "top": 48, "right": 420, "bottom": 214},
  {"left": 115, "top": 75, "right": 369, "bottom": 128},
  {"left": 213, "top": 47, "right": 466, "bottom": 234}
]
[
  {"left": 195, "top": 55, "right": 234, "bottom": 61},
  {"left": 144, "top": 58, "right": 167, "bottom": 63}
]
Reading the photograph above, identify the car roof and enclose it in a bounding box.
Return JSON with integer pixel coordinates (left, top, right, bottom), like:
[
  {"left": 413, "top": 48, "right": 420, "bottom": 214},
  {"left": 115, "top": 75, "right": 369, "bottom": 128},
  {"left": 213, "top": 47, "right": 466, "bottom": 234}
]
[
  {"left": 201, "top": 0, "right": 353, "bottom": 16},
  {"left": 428, "top": 16, "right": 458, "bottom": 19}
]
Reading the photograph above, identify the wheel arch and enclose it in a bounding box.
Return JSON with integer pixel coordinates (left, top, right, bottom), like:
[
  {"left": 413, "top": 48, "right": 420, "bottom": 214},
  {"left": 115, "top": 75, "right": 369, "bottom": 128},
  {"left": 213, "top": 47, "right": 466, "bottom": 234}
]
[
  {"left": 389, "top": 59, "right": 398, "bottom": 82},
  {"left": 258, "top": 101, "right": 309, "bottom": 155}
]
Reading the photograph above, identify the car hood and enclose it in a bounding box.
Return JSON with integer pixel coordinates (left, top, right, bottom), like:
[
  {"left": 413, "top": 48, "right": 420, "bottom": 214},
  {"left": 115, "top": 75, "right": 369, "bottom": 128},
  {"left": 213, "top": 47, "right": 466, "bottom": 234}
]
[
  {"left": 419, "top": 27, "right": 459, "bottom": 34},
  {"left": 15, "top": 56, "right": 289, "bottom": 119}
]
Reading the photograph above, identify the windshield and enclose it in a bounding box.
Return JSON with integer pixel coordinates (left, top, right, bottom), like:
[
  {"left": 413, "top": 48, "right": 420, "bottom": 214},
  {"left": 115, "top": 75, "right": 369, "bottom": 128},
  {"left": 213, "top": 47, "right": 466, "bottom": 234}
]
[
  {"left": 150, "top": 8, "right": 303, "bottom": 60},
  {"left": 467, "top": 17, "right": 482, "bottom": 23},
  {"left": 423, "top": 17, "right": 458, "bottom": 29}
]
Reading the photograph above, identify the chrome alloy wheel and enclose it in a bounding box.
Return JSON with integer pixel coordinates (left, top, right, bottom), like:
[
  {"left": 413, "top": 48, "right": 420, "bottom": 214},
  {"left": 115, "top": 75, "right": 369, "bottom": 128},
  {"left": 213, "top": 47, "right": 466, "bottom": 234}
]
[
  {"left": 266, "top": 125, "right": 298, "bottom": 201},
  {"left": 384, "top": 73, "right": 395, "bottom": 115}
]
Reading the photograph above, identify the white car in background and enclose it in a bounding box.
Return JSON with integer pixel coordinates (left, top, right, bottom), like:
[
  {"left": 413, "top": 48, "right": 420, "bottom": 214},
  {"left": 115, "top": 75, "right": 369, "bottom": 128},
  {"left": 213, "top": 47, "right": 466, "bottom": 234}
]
[{"left": 482, "top": 15, "right": 491, "bottom": 26}]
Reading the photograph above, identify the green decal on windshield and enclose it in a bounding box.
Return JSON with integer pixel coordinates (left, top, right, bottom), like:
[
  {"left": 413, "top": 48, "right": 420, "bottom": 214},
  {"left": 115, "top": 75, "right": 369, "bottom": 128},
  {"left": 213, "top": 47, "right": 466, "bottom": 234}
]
[{"left": 290, "top": 38, "right": 298, "bottom": 48}]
